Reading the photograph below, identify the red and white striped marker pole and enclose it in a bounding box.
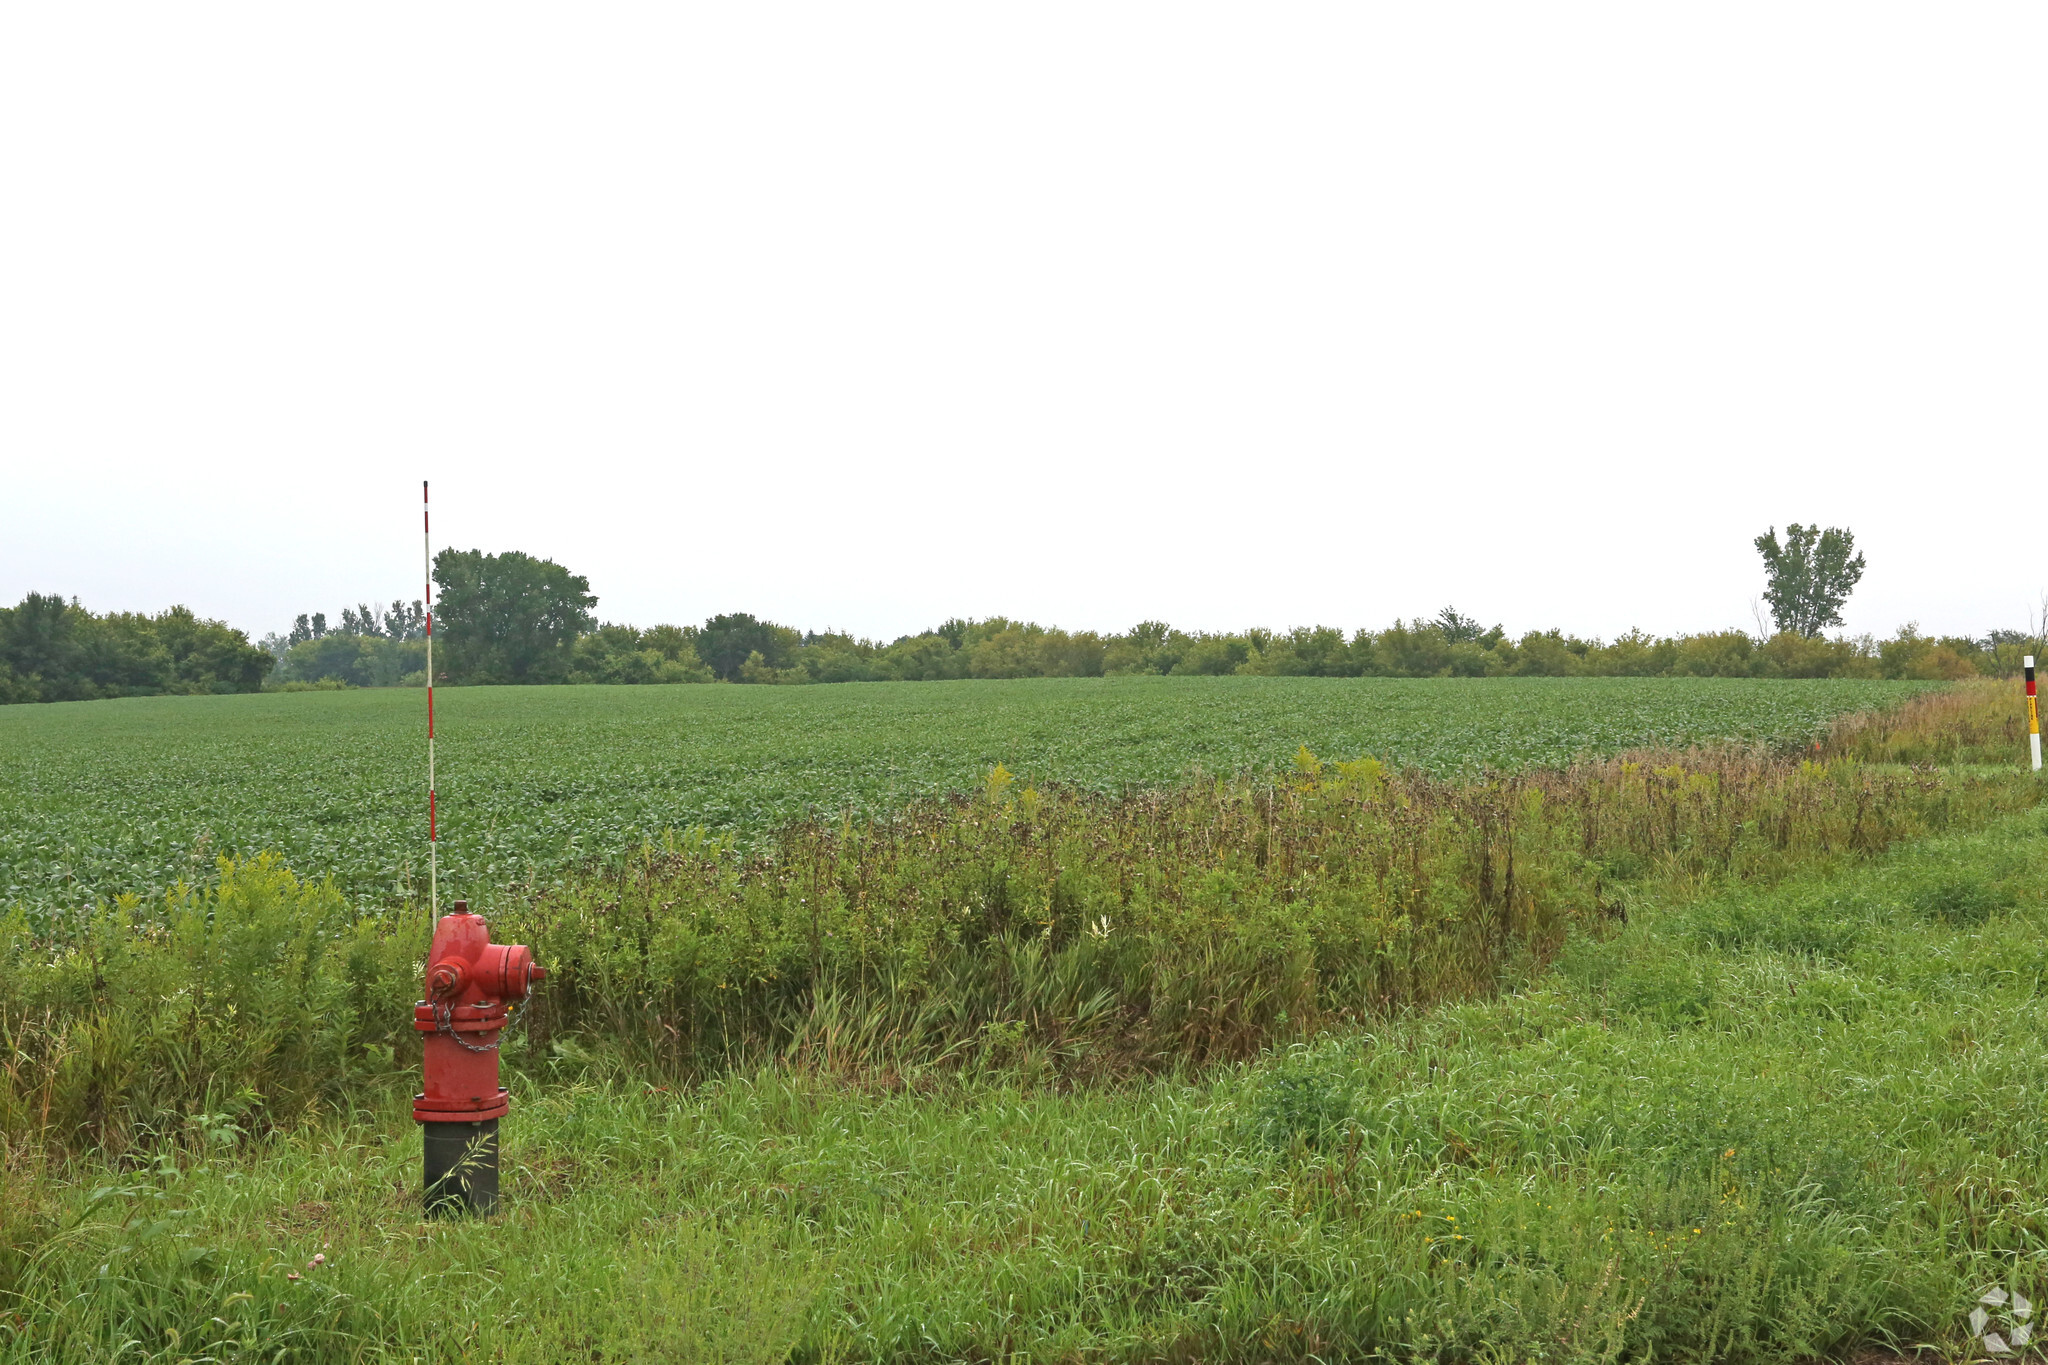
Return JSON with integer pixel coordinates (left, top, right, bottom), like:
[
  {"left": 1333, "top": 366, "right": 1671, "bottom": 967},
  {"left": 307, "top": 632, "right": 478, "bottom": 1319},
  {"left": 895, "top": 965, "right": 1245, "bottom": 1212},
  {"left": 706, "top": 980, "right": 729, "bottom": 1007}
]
[
  {"left": 2028, "top": 655, "right": 2041, "bottom": 773},
  {"left": 425, "top": 480, "right": 438, "bottom": 916}
]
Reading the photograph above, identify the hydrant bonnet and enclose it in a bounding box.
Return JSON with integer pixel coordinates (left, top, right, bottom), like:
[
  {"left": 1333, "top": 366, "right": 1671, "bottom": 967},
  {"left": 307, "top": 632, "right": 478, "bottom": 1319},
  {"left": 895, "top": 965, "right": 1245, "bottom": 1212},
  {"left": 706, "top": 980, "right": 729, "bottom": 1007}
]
[{"left": 412, "top": 904, "right": 541, "bottom": 1124}]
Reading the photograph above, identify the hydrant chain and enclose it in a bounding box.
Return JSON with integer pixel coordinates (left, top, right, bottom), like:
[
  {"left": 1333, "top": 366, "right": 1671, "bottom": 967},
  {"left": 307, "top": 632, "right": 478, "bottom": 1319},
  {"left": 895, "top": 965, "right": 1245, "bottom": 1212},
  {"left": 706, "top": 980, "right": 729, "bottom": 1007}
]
[{"left": 432, "top": 998, "right": 510, "bottom": 1054}]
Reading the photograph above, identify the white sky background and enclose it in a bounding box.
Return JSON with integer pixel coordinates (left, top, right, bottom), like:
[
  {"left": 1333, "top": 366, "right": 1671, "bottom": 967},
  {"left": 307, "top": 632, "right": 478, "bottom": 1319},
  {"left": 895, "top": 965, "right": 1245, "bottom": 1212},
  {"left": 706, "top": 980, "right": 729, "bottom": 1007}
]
[{"left": 1, "top": 6, "right": 2041, "bottom": 645}]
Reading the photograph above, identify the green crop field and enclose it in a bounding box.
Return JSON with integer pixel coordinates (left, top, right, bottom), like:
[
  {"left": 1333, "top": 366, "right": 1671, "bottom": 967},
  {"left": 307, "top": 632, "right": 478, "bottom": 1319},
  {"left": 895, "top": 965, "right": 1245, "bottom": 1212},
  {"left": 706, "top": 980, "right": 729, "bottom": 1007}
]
[{"left": 0, "top": 676, "right": 1924, "bottom": 922}]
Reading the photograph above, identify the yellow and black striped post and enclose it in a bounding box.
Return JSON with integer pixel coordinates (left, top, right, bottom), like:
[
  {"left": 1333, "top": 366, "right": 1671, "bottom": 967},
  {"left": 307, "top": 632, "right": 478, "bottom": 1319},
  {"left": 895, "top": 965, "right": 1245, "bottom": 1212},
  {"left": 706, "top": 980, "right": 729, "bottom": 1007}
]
[{"left": 2028, "top": 655, "right": 2041, "bottom": 772}]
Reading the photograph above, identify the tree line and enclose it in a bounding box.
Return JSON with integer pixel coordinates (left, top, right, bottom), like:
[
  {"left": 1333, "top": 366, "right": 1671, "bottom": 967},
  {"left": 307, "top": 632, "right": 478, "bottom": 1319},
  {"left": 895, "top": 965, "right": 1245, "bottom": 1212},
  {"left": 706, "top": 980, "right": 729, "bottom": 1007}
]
[
  {"left": 265, "top": 542, "right": 2024, "bottom": 689},
  {"left": 557, "top": 611, "right": 2028, "bottom": 685},
  {"left": 0, "top": 526, "right": 2024, "bottom": 703},
  {"left": 0, "top": 594, "right": 273, "bottom": 703}
]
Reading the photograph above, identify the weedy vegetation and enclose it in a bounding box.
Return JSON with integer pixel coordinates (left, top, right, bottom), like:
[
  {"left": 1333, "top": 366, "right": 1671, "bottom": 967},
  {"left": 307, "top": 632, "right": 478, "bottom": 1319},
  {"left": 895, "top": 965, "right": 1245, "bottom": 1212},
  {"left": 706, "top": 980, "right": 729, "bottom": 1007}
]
[
  {"left": 5, "top": 741, "right": 2025, "bottom": 1158},
  {"left": 1823, "top": 677, "right": 2035, "bottom": 766}
]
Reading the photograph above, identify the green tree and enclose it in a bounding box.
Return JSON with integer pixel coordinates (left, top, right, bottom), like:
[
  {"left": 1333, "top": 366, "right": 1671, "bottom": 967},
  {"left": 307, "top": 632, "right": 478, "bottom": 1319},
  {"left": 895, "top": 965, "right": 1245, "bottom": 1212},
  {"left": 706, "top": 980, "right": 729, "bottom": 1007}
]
[
  {"left": 1169, "top": 635, "right": 1248, "bottom": 676},
  {"left": 1755, "top": 524, "right": 1866, "bottom": 637},
  {"left": 791, "top": 631, "right": 882, "bottom": 684},
  {"left": 565, "top": 624, "right": 713, "bottom": 684},
  {"left": 276, "top": 634, "right": 427, "bottom": 687},
  {"left": 969, "top": 626, "right": 1041, "bottom": 678},
  {"left": 695, "top": 613, "right": 800, "bottom": 681},
  {"left": 877, "top": 632, "right": 966, "bottom": 681},
  {"left": 147, "top": 606, "right": 275, "bottom": 692},
  {"left": 432, "top": 550, "right": 597, "bottom": 683},
  {"left": 381, "top": 600, "right": 427, "bottom": 640},
  {"left": 1433, "top": 607, "right": 1486, "bottom": 644},
  {"left": 0, "top": 594, "right": 271, "bottom": 702},
  {"left": 0, "top": 593, "right": 86, "bottom": 694}
]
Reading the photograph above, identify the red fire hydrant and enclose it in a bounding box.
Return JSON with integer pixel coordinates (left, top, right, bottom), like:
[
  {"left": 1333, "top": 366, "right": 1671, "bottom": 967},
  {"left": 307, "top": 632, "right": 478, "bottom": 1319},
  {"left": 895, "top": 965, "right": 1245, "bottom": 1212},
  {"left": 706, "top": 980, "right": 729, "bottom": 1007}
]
[{"left": 413, "top": 901, "right": 544, "bottom": 1215}]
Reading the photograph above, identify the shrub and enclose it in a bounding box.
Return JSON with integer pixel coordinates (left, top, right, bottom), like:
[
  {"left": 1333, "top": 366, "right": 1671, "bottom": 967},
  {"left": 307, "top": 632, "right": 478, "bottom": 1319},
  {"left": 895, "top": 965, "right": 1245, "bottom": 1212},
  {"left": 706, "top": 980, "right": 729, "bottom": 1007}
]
[{"left": 0, "top": 857, "right": 417, "bottom": 1157}]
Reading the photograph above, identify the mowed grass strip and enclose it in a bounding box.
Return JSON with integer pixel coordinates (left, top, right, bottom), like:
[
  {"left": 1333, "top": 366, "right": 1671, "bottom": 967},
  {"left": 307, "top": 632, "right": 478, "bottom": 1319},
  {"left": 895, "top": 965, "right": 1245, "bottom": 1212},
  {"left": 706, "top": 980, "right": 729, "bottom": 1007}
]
[
  {"left": 12, "top": 805, "right": 2048, "bottom": 1363},
  {"left": 0, "top": 675, "right": 1925, "bottom": 922}
]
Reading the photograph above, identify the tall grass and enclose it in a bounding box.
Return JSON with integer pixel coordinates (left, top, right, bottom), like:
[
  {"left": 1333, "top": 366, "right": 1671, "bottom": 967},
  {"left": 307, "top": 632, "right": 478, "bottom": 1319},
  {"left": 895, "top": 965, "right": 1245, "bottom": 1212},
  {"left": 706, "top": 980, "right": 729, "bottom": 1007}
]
[
  {"left": 0, "top": 858, "right": 409, "bottom": 1160},
  {"left": 3, "top": 740, "right": 2035, "bottom": 1162},
  {"left": 1823, "top": 676, "right": 2032, "bottom": 765},
  {"left": 520, "top": 748, "right": 2025, "bottom": 1083}
]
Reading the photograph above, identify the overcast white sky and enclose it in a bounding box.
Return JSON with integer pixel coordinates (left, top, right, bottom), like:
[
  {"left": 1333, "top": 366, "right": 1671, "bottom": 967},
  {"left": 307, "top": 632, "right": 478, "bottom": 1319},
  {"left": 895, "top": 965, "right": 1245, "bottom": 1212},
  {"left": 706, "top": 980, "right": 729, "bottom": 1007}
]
[{"left": 2, "top": 6, "right": 2041, "bottom": 644}]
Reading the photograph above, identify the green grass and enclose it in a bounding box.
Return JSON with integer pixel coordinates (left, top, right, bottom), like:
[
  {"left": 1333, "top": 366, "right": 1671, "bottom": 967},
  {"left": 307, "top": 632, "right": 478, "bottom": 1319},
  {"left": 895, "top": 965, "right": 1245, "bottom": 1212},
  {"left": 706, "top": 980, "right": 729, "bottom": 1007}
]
[
  {"left": 13, "top": 803, "right": 2048, "bottom": 1363},
  {"left": 1, "top": 676, "right": 1924, "bottom": 923}
]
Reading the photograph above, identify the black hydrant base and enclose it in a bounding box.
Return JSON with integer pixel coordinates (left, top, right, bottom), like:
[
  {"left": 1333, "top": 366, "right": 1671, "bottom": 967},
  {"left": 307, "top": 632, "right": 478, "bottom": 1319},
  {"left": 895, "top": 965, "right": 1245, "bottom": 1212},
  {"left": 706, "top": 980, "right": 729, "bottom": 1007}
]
[{"left": 422, "top": 1119, "right": 500, "bottom": 1217}]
